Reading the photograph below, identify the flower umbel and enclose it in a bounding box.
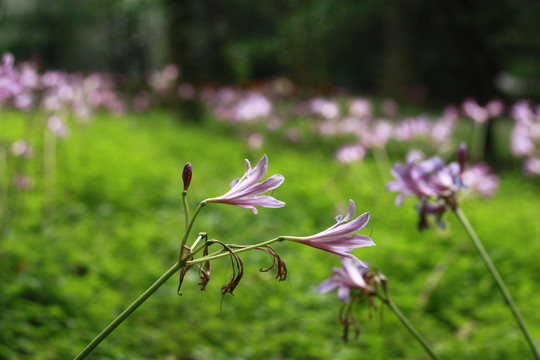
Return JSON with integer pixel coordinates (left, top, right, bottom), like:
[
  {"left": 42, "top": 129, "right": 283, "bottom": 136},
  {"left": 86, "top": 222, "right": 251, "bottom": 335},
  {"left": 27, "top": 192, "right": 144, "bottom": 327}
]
[
  {"left": 317, "top": 257, "right": 383, "bottom": 342},
  {"left": 282, "top": 200, "right": 374, "bottom": 265},
  {"left": 386, "top": 145, "right": 467, "bottom": 230},
  {"left": 205, "top": 154, "right": 285, "bottom": 214}
]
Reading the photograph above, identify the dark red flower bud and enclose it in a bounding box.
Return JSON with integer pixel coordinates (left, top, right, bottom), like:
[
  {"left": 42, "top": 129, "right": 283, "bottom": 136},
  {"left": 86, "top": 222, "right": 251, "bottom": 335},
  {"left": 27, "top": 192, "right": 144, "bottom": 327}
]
[
  {"left": 458, "top": 142, "right": 467, "bottom": 174},
  {"left": 182, "top": 162, "right": 192, "bottom": 190}
]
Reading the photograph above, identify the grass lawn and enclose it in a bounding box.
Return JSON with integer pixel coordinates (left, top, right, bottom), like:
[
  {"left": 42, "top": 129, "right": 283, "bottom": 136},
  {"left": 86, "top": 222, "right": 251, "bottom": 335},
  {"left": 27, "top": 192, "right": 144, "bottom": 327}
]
[{"left": 1, "top": 110, "right": 540, "bottom": 359}]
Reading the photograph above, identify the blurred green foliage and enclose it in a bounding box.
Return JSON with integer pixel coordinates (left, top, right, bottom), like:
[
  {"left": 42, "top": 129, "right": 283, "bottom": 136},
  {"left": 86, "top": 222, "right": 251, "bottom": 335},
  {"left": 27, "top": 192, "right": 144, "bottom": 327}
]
[{"left": 1, "top": 110, "right": 540, "bottom": 359}]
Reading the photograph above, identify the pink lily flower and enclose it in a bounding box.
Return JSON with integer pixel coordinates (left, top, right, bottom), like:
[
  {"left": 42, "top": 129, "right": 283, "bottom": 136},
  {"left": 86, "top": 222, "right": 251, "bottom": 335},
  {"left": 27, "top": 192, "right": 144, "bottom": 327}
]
[
  {"left": 317, "top": 257, "right": 373, "bottom": 302},
  {"left": 205, "top": 155, "right": 285, "bottom": 214},
  {"left": 282, "top": 200, "right": 374, "bottom": 266},
  {"left": 461, "top": 162, "right": 499, "bottom": 197},
  {"left": 387, "top": 146, "right": 466, "bottom": 206},
  {"left": 387, "top": 144, "right": 467, "bottom": 230}
]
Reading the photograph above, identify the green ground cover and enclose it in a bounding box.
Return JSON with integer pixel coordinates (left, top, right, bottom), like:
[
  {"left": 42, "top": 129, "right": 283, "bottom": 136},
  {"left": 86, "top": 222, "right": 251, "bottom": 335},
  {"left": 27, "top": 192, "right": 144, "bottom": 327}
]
[{"left": 1, "top": 110, "right": 540, "bottom": 359}]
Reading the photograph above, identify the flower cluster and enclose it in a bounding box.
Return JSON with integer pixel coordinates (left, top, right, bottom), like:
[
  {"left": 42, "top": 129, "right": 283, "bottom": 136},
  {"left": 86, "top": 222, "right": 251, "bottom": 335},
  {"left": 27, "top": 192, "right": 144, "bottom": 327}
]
[
  {"left": 184, "top": 155, "right": 375, "bottom": 297},
  {"left": 386, "top": 145, "right": 467, "bottom": 230},
  {"left": 510, "top": 101, "right": 540, "bottom": 176},
  {"left": 0, "top": 52, "right": 125, "bottom": 117},
  {"left": 318, "top": 257, "right": 375, "bottom": 302},
  {"left": 317, "top": 257, "right": 386, "bottom": 341},
  {"left": 461, "top": 98, "right": 504, "bottom": 124}
]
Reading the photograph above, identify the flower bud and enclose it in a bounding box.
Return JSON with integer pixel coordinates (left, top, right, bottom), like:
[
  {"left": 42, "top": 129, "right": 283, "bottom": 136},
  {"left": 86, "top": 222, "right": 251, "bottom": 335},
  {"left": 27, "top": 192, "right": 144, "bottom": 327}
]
[{"left": 182, "top": 162, "right": 192, "bottom": 190}]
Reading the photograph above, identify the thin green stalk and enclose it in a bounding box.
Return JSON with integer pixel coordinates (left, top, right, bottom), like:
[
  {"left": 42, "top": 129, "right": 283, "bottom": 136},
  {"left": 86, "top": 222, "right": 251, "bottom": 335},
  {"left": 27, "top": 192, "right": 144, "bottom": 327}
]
[
  {"left": 454, "top": 207, "right": 540, "bottom": 359},
  {"left": 477, "top": 122, "right": 487, "bottom": 161},
  {"left": 74, "top": 260, "right": 186, "bottom": 360},
  {"left": 182, "top": 190, "right": 190, "bottom": 231},
  {"left": 417, "top": 242, "right": 466, "bottom": 310},
  {"left": 373, "top": 146, "right": 391, "bottom": 181},
  {"left": 377, "top": 293, "right": 440, "bottom": 360},
  {"left": 470, "top": 122, "right": 487, "bottom": 162},
  {"left": 44, "top": 129, "right": 56, "bottom": 224},
  {"left": 190, "top": 233, "right": 205, "bottom": 251},
  {"left": 180, "top": 201, "right": 205, "bottom": 248},
  {"left": 0, "top": 143, "right": 8, "bottom": 237},
  {"left": 187, "top": 237, "right": 282, "bottom": 266}
]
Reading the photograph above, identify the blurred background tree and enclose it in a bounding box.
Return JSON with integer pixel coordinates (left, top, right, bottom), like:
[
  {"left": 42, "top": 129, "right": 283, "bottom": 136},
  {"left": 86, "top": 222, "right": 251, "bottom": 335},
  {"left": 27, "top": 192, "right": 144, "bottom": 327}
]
[{"left": 0, "top": 0, "right": 539, "bottom": 102}]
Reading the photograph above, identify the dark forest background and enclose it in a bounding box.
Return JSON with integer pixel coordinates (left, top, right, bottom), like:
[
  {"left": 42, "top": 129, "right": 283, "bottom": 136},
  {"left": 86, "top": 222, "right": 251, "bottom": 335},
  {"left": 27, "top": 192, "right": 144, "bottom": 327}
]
[{"left": 1, "top": 0, "right": 540, "bottom": 102}]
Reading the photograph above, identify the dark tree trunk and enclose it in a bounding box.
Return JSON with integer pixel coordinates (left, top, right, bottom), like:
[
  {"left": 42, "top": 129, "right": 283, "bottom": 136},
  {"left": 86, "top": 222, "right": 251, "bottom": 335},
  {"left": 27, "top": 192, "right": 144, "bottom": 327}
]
[{"left": 381, "top": 0, "right": 412, "bottom": 101}]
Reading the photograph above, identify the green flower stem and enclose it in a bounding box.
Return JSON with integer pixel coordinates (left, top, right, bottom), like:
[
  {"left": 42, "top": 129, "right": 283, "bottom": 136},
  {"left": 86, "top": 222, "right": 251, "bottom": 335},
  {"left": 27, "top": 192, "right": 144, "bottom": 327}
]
[
  {"left": 44, "top": 128, "right": 56, "bottom": 223},
  {"left": 74, "top": 230, "right": 217, "bottom": 360},
  {"left": 377, "top": 293, "right": 440, "bottom": 360},
  {"left": 190, "top": 233, "right": 205, "bottom": 251},
  {"left": 186, "top": 237, "right": 282, "bottom": 266},
  {"left": 182, "top": 190, "right": 190, "bottom": 231},
  {"left": 0, "top": 143, "right": 8, "bottom": 237},
  {"left": 191, "top": 237, "right": 224, "bottom": 256},
  {"left": 74, "top": 259, "right": 187, "bottom": 360},
  {"left": 195, "top": 246, "right": 225, "bottom": 259},
  {"left": 454, "top": 207, "right": 540, "bottom": 359},
  {"left": 180, "top": 201, "right": 205, "bottom": 248}
]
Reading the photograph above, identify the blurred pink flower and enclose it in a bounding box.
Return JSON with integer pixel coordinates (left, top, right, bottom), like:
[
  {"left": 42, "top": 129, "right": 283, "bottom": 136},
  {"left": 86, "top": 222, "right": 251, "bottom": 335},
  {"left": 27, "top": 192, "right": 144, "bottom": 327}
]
[
  {"left": 360, "top": 120, "right": 392, "bottom": 148},
  {"left": 205, "top": 155, "right": 285, "bottom": 214},
  {"left": 47, "top": 115, "right": 69, "bottom": 138},
  {"left": 13, "top": 174, "right": 34, "bottom": 190},
  {"left": 310, "top": 97, "right": 339, "bottom": 119},
  {"left": 247, "top": 133, "right": 264, "bottom": 149},
  {"left": 317, "top": 120, "right": 339, "bottom": 136},
  {"left": 2, "top": 53, "right": 14, "bottom": 68},
  {"left": 149, "top": 64, "right": 179, "bottom": 93},
  {"left": 336, "top": 144, "right": 366, "bottom": 163},
  {"left": 285, "top": 128, "right": 302, "bottom": 143},
  {"left": 73, "top": 101, "right": 91, "bottom": 122},
  {"left": 338, "top": 116, "right": 366, "bottom": 135},
  {"left": 461, "top": 162, "right": 499, "bottom": 197},
  {"left": 132, "top": 93, "right": 151, "bottom": 112},
  {"left": 387, "top": 147, "right": 465, "bottom": 206},
  {"left": 462, "top": 98, "right": 489, "bottom": 123},
  {"left": 382, "top": 98, "right": 399, "bottom": 117},
  {"left": 510, "top": 124, "right": 535, "bottom": 156},
  {"left": 19, "top": 62, "right": 39, "bottom": 89},
  {"left": 462, "top": 98, "right": 504, "bottom": 123},
  {"left": 234, "top": 93, "right": 272, "bottom": 122},
  {"left": 523, "top": 157, "right": 540, "bottom": 176},
  {"left": 348, "top": 97, "right": 372, "bottom": 119},
  {"left": 509, "top": 101, "right": 540, "bottom": 176},
  {"left": 512, "top": 101, "right": 536, "bottom": 125},
  {"left": 486, "top": 99, "right": 505, "bottom": 117},
  {"left": 431, "top": 118, "right": 455, "bottom": 143},
  {"left": 10, "top": 140, "right": 34, "bottom": 158},
  {"left": 14, "top": 93, "right": 33, "bottom": 110},
  {"left": 163, "top": 64, "right": 179, "bottom": 81},
  {"left": 395, "top": 116, "right": 430, "bottom": 141},
  {"left": 177, "top": 83, "right": 195, "bottom": 100},
  {"left": 267, "top": 116, "right": 283, "bottom": 131},
  {"left": 318, "top": 257, "right": 373, "bottom": 302},
  {"left": 0, "top": 52, "right": 23, "bottom": 103},
  {"left": 387, "top": 145, "right": 467, "bottom": 229},
  {"left": 283, "top": 200, "right": 374, "bottom": 265},
  {"left": 442, "top": 105, "right": 460, "bottom": 122}
]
